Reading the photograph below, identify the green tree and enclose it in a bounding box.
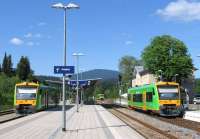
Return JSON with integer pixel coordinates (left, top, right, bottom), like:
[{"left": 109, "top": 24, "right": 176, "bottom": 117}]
[
  {"left": 0, "top": 74, "right": 20, "bottom": 110},
  {"left": 16, "top": 56, "right": 32, "bottom": 81},
  {"left": 119, "top": 56, "right": 141, "bottom": 91},
  {"left": 194, "top": 79, "right": 200, "bottom": 93},
  {"left": 7, "top": 55, "right": 13, "bottom": 76},
  {"left": 2, "top": 53, "right": 7, "bottom": 74},
  {"left": 0, "top": 64, "right": 2, "bottom": 73},
  {"left": 94, "top": 84, "right": 104, "bottom": 97},
  {"left": 142, "top": 35, "right": 193, "bottom": 82},
  {"left": 2, "top": 53, "right": 13, "bottom": 77}
]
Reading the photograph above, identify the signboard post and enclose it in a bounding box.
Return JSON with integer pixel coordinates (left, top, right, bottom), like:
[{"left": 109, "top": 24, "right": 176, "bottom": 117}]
[
  {"left": 68, "top": 80, "right": 89, "bottom": 106},
  {"left": 54, "top": 65, "right": 74, "bottom": 131}
]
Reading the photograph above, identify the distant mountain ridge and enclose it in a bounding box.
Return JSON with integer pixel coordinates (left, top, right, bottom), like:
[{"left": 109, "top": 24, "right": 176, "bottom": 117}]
[
  {"left": 71, "top": 69, "right": 119, "bottom": 81},
  {"left": 36, "top": 69, "right": 119, "bottom": 82}
]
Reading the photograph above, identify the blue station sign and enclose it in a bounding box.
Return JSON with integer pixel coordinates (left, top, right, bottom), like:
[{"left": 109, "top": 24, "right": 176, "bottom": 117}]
[
  {"left": 68, "top": 80, "right": 89, "bottom": 87},
  {"left": 54, "top": 66, "right": 75, "bottom": 75}
]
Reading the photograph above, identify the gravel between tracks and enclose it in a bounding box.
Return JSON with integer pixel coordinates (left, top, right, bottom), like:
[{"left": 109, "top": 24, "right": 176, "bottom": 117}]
[
  {"left": 112, "top": 108, "right": 200, "bottom": 139},
  {"left": 110, "top": 109, "right": 170, "bottom": 139},
  {"left": 0, "top": 113, "right": 23, "bottom": 124}
]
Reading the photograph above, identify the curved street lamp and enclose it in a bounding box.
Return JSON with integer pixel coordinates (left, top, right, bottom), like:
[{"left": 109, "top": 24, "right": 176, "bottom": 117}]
[
  {"left": 158, "top": 70, "right": 163, "bottom": 81},
  {"left": 51, "top": 2, "right": 79, "bottom": 132},
  {"left": 174, "top": 74, "right": 179, "bottom": 82},
  {"left": 73, "top": 53, "right": 85, "bottom": 112}
]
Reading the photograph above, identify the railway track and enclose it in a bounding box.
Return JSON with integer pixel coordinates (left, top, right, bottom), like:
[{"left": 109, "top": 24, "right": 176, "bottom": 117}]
[
  {"left": 156, "top": 116, "right": 200, "bottom": 133},
  {"left": 0, "top": 109, "right": 15, "bottom": 116},
  {"left": 0, "top": 109, "right": 25, "bottom": 124},
  {"left": 110, "top": 108, "right": 177, "bottom": 139},
  {"left": 113, "top": 103, "right": 200, "bottom": 133},
  {"left": 103, "top": 104, "right": 200, "bottom": 139}
]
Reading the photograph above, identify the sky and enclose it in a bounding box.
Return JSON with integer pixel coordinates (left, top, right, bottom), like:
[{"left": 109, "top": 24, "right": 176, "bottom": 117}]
[{"left": 0, "top": 0, "right": 200, "bottom": 77}]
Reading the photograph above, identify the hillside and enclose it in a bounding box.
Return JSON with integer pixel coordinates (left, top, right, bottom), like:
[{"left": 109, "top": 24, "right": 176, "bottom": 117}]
[
  {"left": 71, "top": 69, "right": 119, "bottom": 81},
  {"left": 36, "top": 69, "right": 119, "bottom": 82}
]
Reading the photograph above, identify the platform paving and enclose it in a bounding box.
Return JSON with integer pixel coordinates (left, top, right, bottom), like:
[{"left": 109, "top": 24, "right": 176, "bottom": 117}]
[
  {"left": 0, "top": 105, "right": 144, "bottom": 139},
  {"left": 184, "top": 110, "right": 200, "bottom": 122}
]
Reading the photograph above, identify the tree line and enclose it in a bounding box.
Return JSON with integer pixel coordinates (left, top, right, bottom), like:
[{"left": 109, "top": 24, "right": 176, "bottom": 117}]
[
  {"left": 89, "top": 35, "right": 195, "bottom": 100},
  {"left": 0, "top": 53, "right": 33, "bottom": 110},
  {"left": 119, "top": 35, "right": 194, "bottom": 93},
  {"left": 0, "top": 53, "right": 33, "bottom": 80}
]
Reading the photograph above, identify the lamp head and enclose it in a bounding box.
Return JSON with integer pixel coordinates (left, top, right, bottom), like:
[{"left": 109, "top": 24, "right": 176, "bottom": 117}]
[
  {"left": 52, "top": 3, "right": 65, "bottom": 9},
  {"left": 52, "top": 2, "right": 80, "bottom": 10},
  {"left": 66, "top": 3, "right": 80, "bottom": 9}
]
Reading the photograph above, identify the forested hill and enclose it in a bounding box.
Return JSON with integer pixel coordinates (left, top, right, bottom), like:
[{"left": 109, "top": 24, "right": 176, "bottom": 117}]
[
  {"left": 71, "top": 69, "right": 119, "bottom": 81},
  {"left": 36, "top": 69, "right": 119, "bottom": 82}
]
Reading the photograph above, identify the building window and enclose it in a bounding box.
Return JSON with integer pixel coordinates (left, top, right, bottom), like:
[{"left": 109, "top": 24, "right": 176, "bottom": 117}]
[{"left": 128, "top": 94, "right": 132, "bottom": 101}]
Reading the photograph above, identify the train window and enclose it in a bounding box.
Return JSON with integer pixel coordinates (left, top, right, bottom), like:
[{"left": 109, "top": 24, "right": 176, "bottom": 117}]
[
  {"left": 146, "top": 92, "right": 153, "bottom": 102},
  {"left": 133, "top": 95, "right": 135, "bottom": 101},
  {"left": 128, "top": 94, "right": 132, "bottom": 101},
  {"left": 133, "top": 94, "right": 143, "bottom": 102},
  {"left": 152, "top": 88, "right": 155, "bottom": 95}
]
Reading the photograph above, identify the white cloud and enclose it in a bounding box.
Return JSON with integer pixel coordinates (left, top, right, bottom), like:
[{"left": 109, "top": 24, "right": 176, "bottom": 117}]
[
  {"left": 121, "top": 32, "right": 132, "bottom": 38},
  {"left": 24, "top": 33, "right": 42, "bottom": 38},
  {"left": 10, "top": 37, "right": 24, "bottom": 46},
  {"left": 35, "top": 42, "right": 40, "bottom": 46},
  {"left": 35, "top": 33, "right": 42, "bottom": 38},
  {"left": 38, "top": 22, "right": 47, "bottom": 26},
  {"left": 24, "top": 33, "right": 32, "bottom": 38},
  {"left": 26, "top": 41, "right": 40, "bottom": 46},
  {"left": 156, "top": 0, "right": 200, "bottom": 22},
  {"left": 27, "top": 41, "right": 34, "bottom": 46},
  {"left": 125, "top": 40, "right": 133, "bottom": 45}
]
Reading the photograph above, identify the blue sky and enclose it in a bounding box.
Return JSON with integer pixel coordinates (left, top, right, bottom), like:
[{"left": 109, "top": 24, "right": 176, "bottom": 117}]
[{"left": 0, "top": 0, "right": 200, "bottom": 77}]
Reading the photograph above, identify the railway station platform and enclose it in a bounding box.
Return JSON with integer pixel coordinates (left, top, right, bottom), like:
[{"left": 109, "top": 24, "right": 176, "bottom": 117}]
[
  {"left": 184, "top": 110, "right": 200, "bottom": 122},
  {"left": 0, "top": 105, "right": 144, "bottom": 139}
]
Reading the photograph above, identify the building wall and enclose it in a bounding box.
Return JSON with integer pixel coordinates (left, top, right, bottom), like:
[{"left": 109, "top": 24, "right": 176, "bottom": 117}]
[{"left": 132, "top": 73, "right": 156, "bottom": 87}]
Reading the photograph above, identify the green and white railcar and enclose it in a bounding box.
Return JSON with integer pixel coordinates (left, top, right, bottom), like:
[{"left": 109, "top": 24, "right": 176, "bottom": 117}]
[
  {"left": 128, "top": 82, "right": 183, "bottom": 116},
  {"left": 14, "top": 82, "right": 58, "bottom": 113}
]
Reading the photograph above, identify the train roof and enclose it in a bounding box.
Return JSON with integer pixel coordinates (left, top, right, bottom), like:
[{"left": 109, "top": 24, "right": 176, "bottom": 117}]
[
  {"left": 15, "top": 82, "right": 39, "bottom": 87},
  {"left": 128, "top": 84, "right": 155, "bottom": 91},
  {"left": 128, "top": 82, "right": 179, "bottom": 91},
  {"left": 15, "top": 82, "right": 56, "bottom": 90},
  {"left": 156, "top": 81, "right": 179, "bottom": 86}
]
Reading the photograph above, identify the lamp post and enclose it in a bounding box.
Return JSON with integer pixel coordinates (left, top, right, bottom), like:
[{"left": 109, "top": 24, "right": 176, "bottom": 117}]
[
  {"left": 73, "top": 53, "right": 84, "bottom": 112},
  {"left": 158, "top": 70, "right": 163, "bottom": 81},
  {"left": 51, "top": 2, "right": 79, "bottom": 132},
  {"left": 80, "top": 69, "right": 84, "bottom": 105},
  {"left": 174, "top": 74, "right": 179, "bottom": 82}
]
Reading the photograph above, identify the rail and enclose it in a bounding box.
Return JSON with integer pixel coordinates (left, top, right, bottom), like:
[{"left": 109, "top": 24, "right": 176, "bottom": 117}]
[
  {"left": 110, "top": 108, "right": 178, "bottom": 139},
  {"left": 0, "top": 109, "right": 15, "bottom": 116}
]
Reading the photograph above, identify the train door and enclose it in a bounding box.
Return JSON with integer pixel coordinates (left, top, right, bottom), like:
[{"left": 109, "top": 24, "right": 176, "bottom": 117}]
[
  {"left": 45, "top": 91, "right": 48, "bottom": 109},
  {"left": 143, "top": 91, "right": 146, "bottom": 110},
  {"left": 47, "top": 92, "right": 49, "bottom": 108}
]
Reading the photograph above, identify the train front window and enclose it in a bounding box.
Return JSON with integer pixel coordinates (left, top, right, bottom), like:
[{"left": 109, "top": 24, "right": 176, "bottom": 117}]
[
  {"left": 157, "top": 85, "right": 179, "bottom": 100},
  {"left": 16, "top": 87, "right": 37, "bottom": 100}
]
